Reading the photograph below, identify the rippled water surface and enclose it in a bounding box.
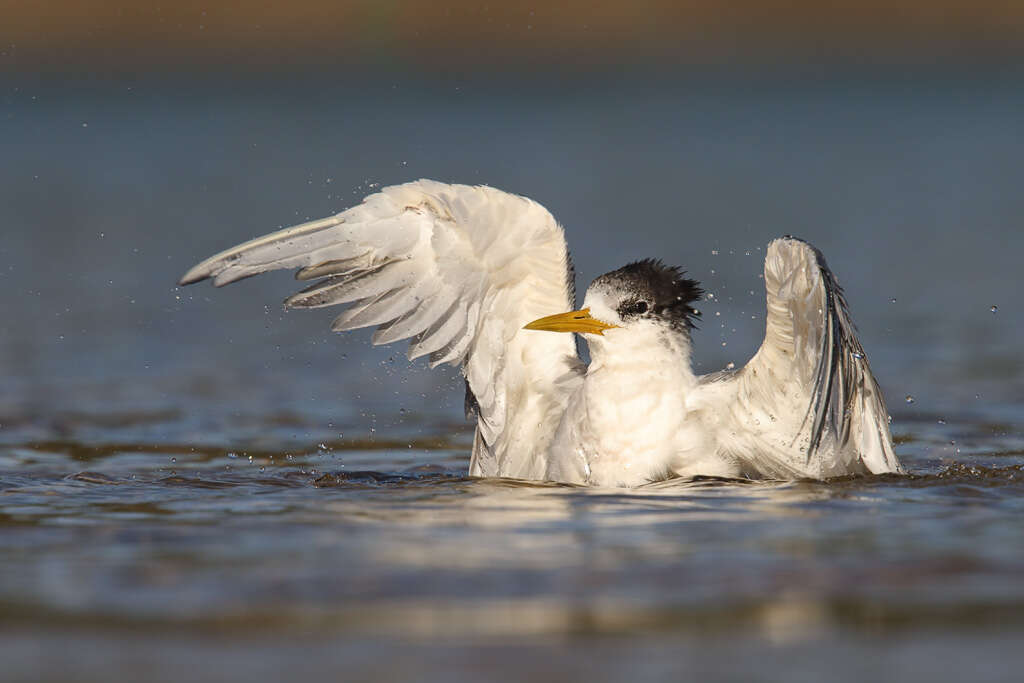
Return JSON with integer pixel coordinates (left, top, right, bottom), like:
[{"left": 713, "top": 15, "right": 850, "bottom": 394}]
[{"left": 2, "top": 72, "right": 1023, "bottom": 681}]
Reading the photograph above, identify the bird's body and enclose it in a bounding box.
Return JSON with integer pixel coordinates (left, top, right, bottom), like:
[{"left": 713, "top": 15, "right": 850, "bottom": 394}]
[{"left": 181, "top": 180, "right": 901, "bottom": 486}]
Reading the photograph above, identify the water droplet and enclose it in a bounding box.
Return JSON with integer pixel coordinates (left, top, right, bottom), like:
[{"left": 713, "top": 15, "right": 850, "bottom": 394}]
[
  {"left": 937, "top": 418, "right": 946, "bottom": 424},
  {"left": 227, "top": 452, "right": 238, "bottom": 459},
  {"left": 259, "top": 466, "right": 265, "bottom": 473},
  {"left": 905, "top": 394, "right": 915, "bottom": 404},
  {"left": 725, "top": 361, "right": 735, "bottom": 370},
  {"left": 851, "top": 351, "right": 864, "bottom": 360},
  {"left": 170, "top": 457, "right": 176, "bottom": 463},
  {"left": 711, "top": 250, "right": 719, "bottom": 255},
  {"left": 721, "top": 342, "right": 727, "bottom": 347},
  {"left": 990, "top": 305, "right": 998, "bottom": 313},
  {"left": 890, "top": 297, "right": 897, "bottom": 304}
]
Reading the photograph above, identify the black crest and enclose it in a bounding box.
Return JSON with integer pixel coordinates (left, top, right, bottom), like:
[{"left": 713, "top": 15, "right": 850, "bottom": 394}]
[{"left": 595, "top": 259, "right": 704, "bottom": 330}]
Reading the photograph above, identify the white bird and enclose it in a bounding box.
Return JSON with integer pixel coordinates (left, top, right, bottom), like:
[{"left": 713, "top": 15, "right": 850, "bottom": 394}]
[{"left": 180, "top": 180, "right": 901, "bottom": 486}]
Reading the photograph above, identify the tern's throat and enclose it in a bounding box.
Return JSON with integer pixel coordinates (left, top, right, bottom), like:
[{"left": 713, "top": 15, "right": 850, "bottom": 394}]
[{"left": 583, "top": 325, "right": 698, "bottom": 396}]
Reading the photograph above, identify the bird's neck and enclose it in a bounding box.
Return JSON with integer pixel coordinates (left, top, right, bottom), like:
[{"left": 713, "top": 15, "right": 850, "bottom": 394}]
[
  {"left": 586, "top": 328, "right": 697, "bottom": 389},
  {"left": 581, "top": 328, "right": 698, "bottom": 424}
]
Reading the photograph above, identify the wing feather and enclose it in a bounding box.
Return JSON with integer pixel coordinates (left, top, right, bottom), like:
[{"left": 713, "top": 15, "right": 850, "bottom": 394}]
[
  {"left": 728, "top": 237, "right": 900, "bottom": 477},
  {"left": 371, "top": 288, "right": 448, "bottom": 345},
  {"left": 295, "top": 253, "right": 373, "bottom": 281},
  {"left": 180, "top": 180, "right": 580, "bottom": 475},
  {"left": 285, "top": 259, "right": 420, "bottom": 309},
  {"left": 429, "top": 299, "right": 480, "bottom": 368},
  {"left": 408, "top": 299, "right": 467, "bottom": 361}
]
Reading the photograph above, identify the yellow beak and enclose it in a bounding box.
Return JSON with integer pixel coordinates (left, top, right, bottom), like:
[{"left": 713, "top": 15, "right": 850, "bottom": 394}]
[{"left": 523, "top": 308, "right": 618, "bottom": 336}]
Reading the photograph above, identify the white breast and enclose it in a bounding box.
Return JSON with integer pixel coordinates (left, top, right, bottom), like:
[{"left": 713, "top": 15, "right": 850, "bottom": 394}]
[{"left": 545, "top": 322, "right": 713, "bottom": 487}]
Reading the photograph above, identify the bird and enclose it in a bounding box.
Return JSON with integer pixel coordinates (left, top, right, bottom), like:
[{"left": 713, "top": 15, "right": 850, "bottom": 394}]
[{"left": 180, "top": 179, "right": 901, "bottom": 487}]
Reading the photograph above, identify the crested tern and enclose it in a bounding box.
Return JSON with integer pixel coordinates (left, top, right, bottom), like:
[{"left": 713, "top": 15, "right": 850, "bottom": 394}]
[{"left": 180, "top": 180, "right": 901, "bottom": 486}]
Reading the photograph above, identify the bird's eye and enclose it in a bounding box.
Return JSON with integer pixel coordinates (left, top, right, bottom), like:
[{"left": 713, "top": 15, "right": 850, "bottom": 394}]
[{"left": 630, "top": 301, "right": 649, "bottom": 315}]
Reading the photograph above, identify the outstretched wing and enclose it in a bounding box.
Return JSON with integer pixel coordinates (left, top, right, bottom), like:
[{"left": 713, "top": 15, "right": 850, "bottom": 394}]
[
  {"left": 180, "top": 180, "right": 580, "bottom": 474},
  {"left": 721, "top": 237, "right": 900, "bottom": 478}
]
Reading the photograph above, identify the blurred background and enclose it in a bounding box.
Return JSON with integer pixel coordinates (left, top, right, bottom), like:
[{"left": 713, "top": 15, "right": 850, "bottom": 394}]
[
  {"left": 2, "top": 2, "right": 1023, "bottom": 681},
  {"left": 3, "top": 0, "right": 1022, "bottom": 422},
  {"left": 5, "top": 0, "right": 1024, "bottom": 70}
]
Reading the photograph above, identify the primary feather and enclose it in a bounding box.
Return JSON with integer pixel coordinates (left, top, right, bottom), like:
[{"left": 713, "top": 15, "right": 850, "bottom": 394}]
[{"left": 700, "top": 237, "right": 900, "bottom": 479}]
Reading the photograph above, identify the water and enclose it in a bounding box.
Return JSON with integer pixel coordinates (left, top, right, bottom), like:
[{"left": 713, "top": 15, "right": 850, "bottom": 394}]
[{"left": 2, "top": 71, "right": 1023, "bottom": 681}]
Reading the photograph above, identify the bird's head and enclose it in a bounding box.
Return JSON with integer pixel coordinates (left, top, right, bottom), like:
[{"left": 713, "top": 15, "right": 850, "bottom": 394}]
[{"left": 524, "top": 259, "right": 703, "bottom": 354}]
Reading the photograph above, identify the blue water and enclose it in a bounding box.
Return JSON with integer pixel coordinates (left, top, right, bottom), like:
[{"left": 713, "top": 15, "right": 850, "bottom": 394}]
[{"left": 2, "top": 71, "right": 1023, "bottom": 681}]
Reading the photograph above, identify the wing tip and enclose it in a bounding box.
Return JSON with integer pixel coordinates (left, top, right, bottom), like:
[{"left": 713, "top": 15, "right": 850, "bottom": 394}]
[
  {"left": 178, "top": 252, "right": 244, "bottom": 287},
  {"left": 178, "top": 263, "right": 213, "bottom": 287},
  {"left": 764, "top": 236, "right": 830, "bottom": 291},
  {"left": 767, "top": 234, "right": 811, "bottom": 256},
  {"left": 768, "top": 235, "right": 833, "bottom": 271}
]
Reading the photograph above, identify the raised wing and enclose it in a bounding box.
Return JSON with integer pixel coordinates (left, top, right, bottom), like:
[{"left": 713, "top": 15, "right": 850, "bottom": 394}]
[
  {"left": 180, "top": 180, "right": 581, "bottom": 477},
  {"left": 723, "top": 237, "right": 900, "bottom": 478}
]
